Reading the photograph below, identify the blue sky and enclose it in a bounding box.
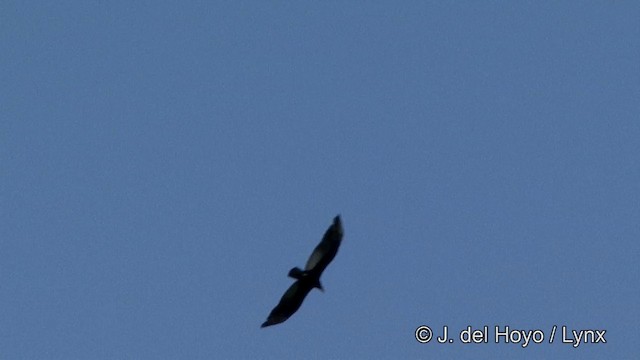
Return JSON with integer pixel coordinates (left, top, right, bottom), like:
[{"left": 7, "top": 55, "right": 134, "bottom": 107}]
[{"left": 2, "top": 1, "right": 639, "bottom": 359}]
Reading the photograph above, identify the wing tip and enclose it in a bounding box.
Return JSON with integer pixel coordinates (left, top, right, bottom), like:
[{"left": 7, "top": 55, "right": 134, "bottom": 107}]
[{"left": 332, "top": 215, "right": 343, "bottom": 235}]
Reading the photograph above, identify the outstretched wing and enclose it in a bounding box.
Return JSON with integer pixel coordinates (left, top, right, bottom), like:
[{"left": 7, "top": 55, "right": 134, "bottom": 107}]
[
  {"left": 304, "top": 215, "right": 343, "bottom": 275},
  {"left": 261, "top": 279, "right": 314, "bottom": 328}
]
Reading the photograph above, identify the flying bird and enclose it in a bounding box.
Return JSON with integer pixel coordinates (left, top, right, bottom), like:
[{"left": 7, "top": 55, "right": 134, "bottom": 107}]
[{"left": 261, "top": 215, "right": 343, "bottom": 328}]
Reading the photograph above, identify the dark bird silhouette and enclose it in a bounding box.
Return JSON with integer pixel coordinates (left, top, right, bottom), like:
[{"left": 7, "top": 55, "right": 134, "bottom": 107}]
[{"left": 261, "top": 215, "right": 343, "bottom": 328}]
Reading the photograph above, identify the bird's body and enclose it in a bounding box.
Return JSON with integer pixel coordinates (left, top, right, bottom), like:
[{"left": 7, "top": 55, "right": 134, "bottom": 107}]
[{"left": 261, "top": 215, "right": 343, "bottom": 328}]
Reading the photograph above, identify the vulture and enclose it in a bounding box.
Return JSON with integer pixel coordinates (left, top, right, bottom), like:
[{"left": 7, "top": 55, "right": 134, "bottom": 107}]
[{"left": 261, "top": 215, "right": 343, "bottom": 328}]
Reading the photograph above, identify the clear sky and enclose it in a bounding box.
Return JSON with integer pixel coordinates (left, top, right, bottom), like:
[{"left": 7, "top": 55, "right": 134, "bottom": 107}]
[{"left": 2, "top": 1, "right": 639, "bottom": 359}]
